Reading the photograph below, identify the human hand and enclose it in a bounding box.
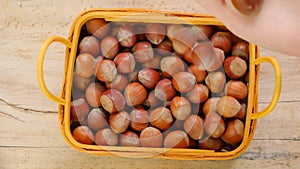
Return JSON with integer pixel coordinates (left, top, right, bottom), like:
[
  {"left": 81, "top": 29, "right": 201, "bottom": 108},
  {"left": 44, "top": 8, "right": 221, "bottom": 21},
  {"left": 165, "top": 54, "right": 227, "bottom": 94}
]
[{"left": 196, "top": 0, "right": 300, "bottom": 56}]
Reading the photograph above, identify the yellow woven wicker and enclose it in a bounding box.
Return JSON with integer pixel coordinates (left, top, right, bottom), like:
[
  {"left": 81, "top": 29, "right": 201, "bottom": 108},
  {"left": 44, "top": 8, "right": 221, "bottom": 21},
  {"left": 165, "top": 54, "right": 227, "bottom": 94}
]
[{"left": 37, "top": 8, "right": 282, "bottom": 160}]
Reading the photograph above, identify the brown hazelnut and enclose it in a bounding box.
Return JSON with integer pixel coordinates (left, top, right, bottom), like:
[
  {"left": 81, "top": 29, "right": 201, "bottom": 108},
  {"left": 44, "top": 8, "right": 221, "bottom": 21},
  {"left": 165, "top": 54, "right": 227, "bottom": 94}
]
[
  {"left": 138, "top": 68, "right": 161, "bottom": 89},
  {"left": 124, "top": 82, "right": 148, "bottom": 107},
  {"left": 113, "top": 52, "right": 136, "bottom": 73},
  {"left": 72, "top": 126, "right": 94, "bottom": 145},
  {"left": 132, "top": 41, "right": 154, "bottom": 63},
  {"left": 100, "top": 36, "right": 120, "bottom": 59},
  {"left": 95, "top": 128, "right": 118, "bottom": 146},
  {"left": 130, "top": 108, "right": 149, "bottom": 132},
  {"left": 205, "top": 71, "right": 226, "bottom": 94},
  {"left": 145, "top": 23, "right": 166, "bottom": 45},
  {"left": 172, "top": 26, "right": 199, "bottom": 55},
  {"left": 120, "top": 131, "right": 140, "bottom": 147},
  {"left": 224, "top": 80, "right": 248, "bottom": 100},
  {"left": 154, "top": 79, "right": 176, "bottom": 101},
  {"left": 164, "top": 130, "right": 189, "bottom": 148},
  {"left": 217, "top": 96, "right": 241, "bottom": 118},
  {"left": 186, "top": 84, "right": 209, "bottom": 104},
  {"left": 160, "top": 56, "right": 185, "bottom": 78},
  {"left": 73, "top": 74, "right": 92, "bottom": 91},
  {"left": 172, "top": 72, "right": 196, "bottom": 93},
  {"left": 105, "top": 74, "right": 128, "bottom": 91},
  {"left": 204, "top": 112, "right": 225, "bottom": 138},
  {"left": 142, "top": 55, "right": 161, "bottom": 69},
  {"left": 149, "top": 107, "right": 174, "bottom": 131},
  {"left": 85, "top": 18, "right": 110, "bottom": 38},
  {"left": 87, "top": 108, "right": 108, "bottom": 131},
  {"left": 234, "top": 103, "right": 247, "bottom": 121},
  {"left": 210, "top": 32, "right": 232, "bottom": 54},
  {"left": 189, "top": 64, "right": 207, "bottom": 83},
  {"left": 75, "top": 53, "right": 96, "bottom": 78},
  {"left": 95, "top": 59, "right": 117, "bottom": 83},
  {"left": 79, "top": 36, "right": 100, "bottom": 57},
  {"left": 85, "top": 82, "right": 106, "bottom": 107},
  {"left": 100, "top": 89, "right": 125, "bottom": 114},
  {"left": 117, "top": 25, "right": 137, "bottom": 47},
  {"left": 199, "top": 137, "right": 224, "bottom": 151},
  {"left": 70, "top": 98, "right": 90, "bottom": 122},
  {"left": 143, "top": 90, "right": 160, "bottom": 108},
  {"left": 166, "top": 24, "right": 184, "bottom": 42},
  {"left": 202, "top": 97, "right": 220, "bottom": 116},
  {"left": 156, "top": 39, "right": 173, "bottom": 56},
  {"left": 231, "top": 41, "right": 249, "bottom": 61},
  {"left": 140, "top": 127, "right": 163, "bottom": 148},
  {"left": 109, "top": 111, "right": 131, "bottom": 134},
  {"left": 170, "top": 96, "right": 192, "bottom": 120},
  {"left": 224, "top": 56, "right": 247, "bottom": 79},
  {"left": 183, "top": 115, "right": 204, "bottom": 140},
  {"left": 221, "top": 119, "right": 244, "bottom": 145}
]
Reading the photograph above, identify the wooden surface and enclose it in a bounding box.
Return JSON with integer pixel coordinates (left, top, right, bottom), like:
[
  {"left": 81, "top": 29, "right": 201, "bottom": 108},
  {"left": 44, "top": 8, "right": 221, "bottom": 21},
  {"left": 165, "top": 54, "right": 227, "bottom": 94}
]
[{"left": 0, "top": 0, "right": 299, "bottom": 168}]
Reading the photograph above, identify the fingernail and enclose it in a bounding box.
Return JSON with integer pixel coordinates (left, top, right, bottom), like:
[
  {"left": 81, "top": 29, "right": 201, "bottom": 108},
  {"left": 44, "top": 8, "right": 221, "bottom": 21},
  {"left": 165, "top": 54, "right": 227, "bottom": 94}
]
[{"left": 226, "top": 0, "right": 264, "bottom": 16}]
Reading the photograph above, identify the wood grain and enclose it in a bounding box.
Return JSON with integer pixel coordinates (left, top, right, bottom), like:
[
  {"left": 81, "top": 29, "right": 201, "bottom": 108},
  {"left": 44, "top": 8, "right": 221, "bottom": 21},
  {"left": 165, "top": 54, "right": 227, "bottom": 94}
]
[{"left": 0, "top": 0, "right": 299, "bottom": 168}]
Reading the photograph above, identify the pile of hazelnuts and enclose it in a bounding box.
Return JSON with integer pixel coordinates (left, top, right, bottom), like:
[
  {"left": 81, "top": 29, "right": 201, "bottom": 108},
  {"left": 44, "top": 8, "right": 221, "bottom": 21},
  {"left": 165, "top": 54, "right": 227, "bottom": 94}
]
[{"left": 71, "top": 18, "right": 250, "bottom": 152}]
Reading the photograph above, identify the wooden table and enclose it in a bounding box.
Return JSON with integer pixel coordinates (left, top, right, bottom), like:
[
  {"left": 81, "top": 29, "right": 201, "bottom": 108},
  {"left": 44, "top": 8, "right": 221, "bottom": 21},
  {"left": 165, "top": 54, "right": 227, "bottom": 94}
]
[{"left": 1, "top": 0, "right": 299, "bottom": 168}]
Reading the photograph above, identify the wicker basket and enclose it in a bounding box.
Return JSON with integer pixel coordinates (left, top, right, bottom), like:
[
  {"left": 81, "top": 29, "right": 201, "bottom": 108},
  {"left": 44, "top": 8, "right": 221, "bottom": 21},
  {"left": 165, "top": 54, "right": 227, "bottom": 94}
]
[{"left": 37, "top": 8, "right": 282, "bottom": 160}]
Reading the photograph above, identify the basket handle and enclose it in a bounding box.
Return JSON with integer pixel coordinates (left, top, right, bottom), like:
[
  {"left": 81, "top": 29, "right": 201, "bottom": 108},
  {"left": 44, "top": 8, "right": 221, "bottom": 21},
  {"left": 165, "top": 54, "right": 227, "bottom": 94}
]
[
  {"left": 251, "top": 56, "right": 282, "bottom": 119},
  {"left": 37, "top": 36, "right": 72, "bottom": 105}
]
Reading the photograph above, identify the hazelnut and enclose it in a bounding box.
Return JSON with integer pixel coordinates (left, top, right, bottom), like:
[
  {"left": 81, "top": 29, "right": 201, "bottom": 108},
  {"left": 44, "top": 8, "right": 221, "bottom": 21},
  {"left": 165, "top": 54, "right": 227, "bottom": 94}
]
[
  {"left": 130, "top": 108, "right": 149, "bottom": 132},
  {"left": 70, "top": 98, "right": 90, "bottom": 122},
  {"left": 192, "top": 42, "right": 224, "bottom": 72},
  {"left": 132, "top": 41, "right": 154, "bottom": 63},
  {"left": 154, "top": 79, "right": 176, "bottom": 101},
  {"left": 231, "top": 41, "right": 249, "bottom": 61},
  {"left": 100, "top": 89, "right": 125, "bottom": 114},
  {"left": 79, "top": 36, "right": 100, "bottom": 57},
  {"left": 95, "top": 59, "right": 117, "bottom": 83},
  {"left": 105, "top": 74, "right": 128, "bottom": 91},
  {"left": 172, "top": 26, "right": 199, "bottom": 55},
  {"left": 95, "top": 128, "right": 118, "bottom": 146},
  {"left": 85, "top": 18, "right": 110, "bottom": 38},
  {"left": 195, "top": 25, "right": 213, "bottom": 40},
  {"left": 142, "top": 55, "right": 161, "bottom": 69},
  {"left": 73, "top": 74, "right": 92, "bottom": 91},
  {"left": 87, "top": 108, "right": 108, "bottom": 131},
  {"left": 109, "top": 111, "right": 131, "bottom": 134},
  {"left": 117, "top": 25, "right": 137, "bottom": 47},
  {"left": 138, "top": 68, "right": 161, "bottom": 89},
  {"left": 124, "top": 82, "right": 148, "bottom": 107},
  {"left": 186, "top": 84, "right": 209, "bottom": 104},
  {"left": 160, "top": 56, "right": 185, "bottom": 78},
  {"left": 140, "top": 127, "right": 163, "bottom": 148},
  {"left": 72, "top": 126, "right": 94, "bottom": 145},
  {"left": 217, "top": 96, "right": 241, "bottom": 118},
  {"left": 224, "top": 56, "right": 247, "bottom": 79},
  {"left": 224, "top": 80, "right": 248, "bottom": 100},
  {"left": 204, "top": 112, "right": 225, "bottom": 138},
  {"left": 202, "top": 97, "right": 220, "bottom": 116},
  {"left": 75, "top": 53, "right": 95, "bottom": 78},
  {"left": 210, "top": 32, "right": 232, "bottom": 54},
  {"left": 205, "top": 71, "right": 226, "bottom": 94},
  {"left": 189, "top": 64, "right": 207, "bottom": 83},
  {"left": 113, "top": 52, "right": 136, "bottom": 73},
  {"left": 199, "top": 137, "right": 224, "bottom": 151},
  {"left": 143, "top": 90, "right": 161, "bottom": 108},
  {"left": 156, "top": 39, "right": 173, "bottom": 56},
  {"left": 149, "top": 107, "right": 173, "bottom": 131},
  {"left": 234, "top": 103, "right": 247, "bottom": 121},
  {"left": 120, "top": 131, "right": 140, "bottom": 147},
  {"left": 221, "top": 119, "right": 245, "bottom": 145},
  {"left": 100, "top": 36, "right": 120, "bottom": 59},
  {"left": 166, "top": 24, "right": 184, "bottom": 42},
  {"left": 170, "top": 96, "right": 192, "bottom": 120},
  {"left": 164, "top": 130, "right": 189, "bottom": 148},
  {"left": 85, "top": 82, "right": 106, "bottom": 107},
  {"left": 172, "top": 72, "right": 196, "bottom": 93},
  {"left": 183, "top": 115, "right": 204, "bottom": 140},
  {"left": 145, "top": 23, "right": 166, "bottom": 45}
]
